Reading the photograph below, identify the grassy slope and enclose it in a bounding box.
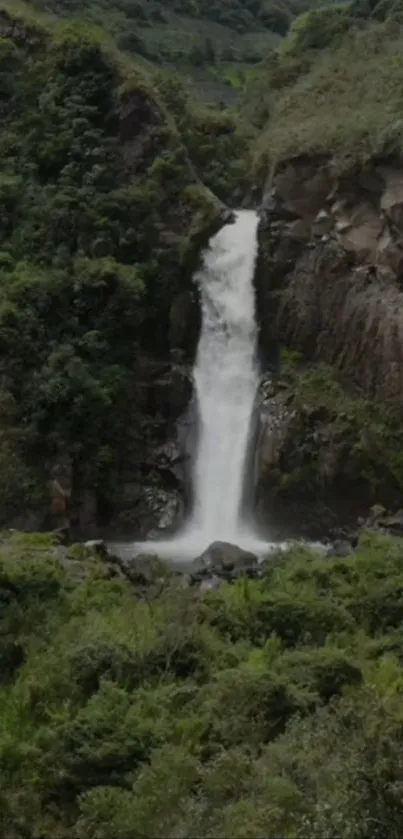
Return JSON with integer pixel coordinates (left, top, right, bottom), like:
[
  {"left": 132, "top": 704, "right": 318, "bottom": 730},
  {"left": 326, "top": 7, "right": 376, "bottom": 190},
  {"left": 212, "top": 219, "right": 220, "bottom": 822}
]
[
  {"left": 22, "top": 0, "right": 331, "bottom": 102},
  {"left": 248, "top": 13, "right": 403, "bottom": 167},
  {"left": 20, "top": 0, "right": 277, "bottom": 103},
  {"left": 247, "top": 11, "right": 403, "bottom": 503},
  {"left": 1, "top": 5, "right": 403, "bottom": 837},
  {"left": 2, "top": 531, "right": 403, "bottom": 836}
]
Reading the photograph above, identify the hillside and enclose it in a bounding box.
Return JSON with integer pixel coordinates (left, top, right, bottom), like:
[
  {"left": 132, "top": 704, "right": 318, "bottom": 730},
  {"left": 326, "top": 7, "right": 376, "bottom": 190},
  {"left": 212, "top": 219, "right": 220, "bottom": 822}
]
[
  {"left": 249, "top": 2, "right": 403, "bottom": 530},
  {"left": 244, "top": 1, "right": 403, "bottom": 159},
  {"left": 0, "top": 2, "right": 245, "bottom": 537},
  {"left": 3, "top": 530, "right": 403, "bottom": 837},
  {"left": 3, "top": 3, "right": 403, "bottom": 838},
  {"left": 23, "top": 0, "right": 329, "bottom": 102},
  {"left": 3, "top": 0, "right": 403, "bottom": 534}
]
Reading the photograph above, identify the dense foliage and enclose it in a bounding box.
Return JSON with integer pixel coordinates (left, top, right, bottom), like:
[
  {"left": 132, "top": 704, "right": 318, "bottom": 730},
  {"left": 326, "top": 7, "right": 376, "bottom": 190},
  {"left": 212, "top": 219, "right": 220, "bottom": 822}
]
[
  {"left": 1, "top": 3, "right": 403, "bottom": 837},
  {"left": 3, "top": 530, "right": 403, "bottom": 836},
  {"left": 20, "top": 0, "right": 335, "bottom": 102},
  {"left": 0, "top": 8, "right": 229, "bottom": 525},
  {"left": 269, "top": 358, "right": 403, "bottom": 504},
  {"left": 245, "top": 0, "right": 403, "bottom": 161}
]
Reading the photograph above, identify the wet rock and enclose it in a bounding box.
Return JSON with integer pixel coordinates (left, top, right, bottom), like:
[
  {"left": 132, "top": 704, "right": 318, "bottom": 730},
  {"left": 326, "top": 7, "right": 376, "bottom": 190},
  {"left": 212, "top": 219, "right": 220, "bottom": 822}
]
[
  {"left": 143, "top": 487, "right": 183, "bottom": 532},
  {"left": 199, "top": 574, "right": 223, "bottom": 593},
  {"left": 255, "top": 155, "right": 403, "bottom": 408},
  {"left": 272, "top": 157, "right": 332, "bottom": 218},
  {"left": 382, "top": 509, "right": 403, "bottom": 535},
  {"left": 169, "top": 290, "right": 200, "bottom": 358},
  {"left": 362, "top": 504, "right": 387, "bottom": 527},
  {"left": 112, "top": 484, "right": 183, "bottom": 539},
  {"left": 84, "top": 539, "right": 108, "bottom": 559},
  {"left": 359, "top": 506, "right": 403, "bottom": 537},
  {"left": 189, "top": 567, "right": 210, "bottom": 585},
  {"left": 380, "top": 166, "right": 403, "bottom": 228},
  {"left": 312, "top": 209, "right": 333, "bottom": 237},
  {"left": 192, "top": 541, "right": 259, "bottom": 579},
  {"left": 255, "top": 388, "right": 292, "bottom": 478},
  {"left": 328, "top": 539, "right": 354, "bottom": 558}
]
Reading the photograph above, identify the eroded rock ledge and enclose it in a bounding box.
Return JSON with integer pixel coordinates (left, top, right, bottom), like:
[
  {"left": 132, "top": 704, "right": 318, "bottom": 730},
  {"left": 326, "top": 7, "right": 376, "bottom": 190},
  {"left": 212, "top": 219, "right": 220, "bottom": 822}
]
[{"left": 256, "top": 154, "right": 403, "bottom": 406}]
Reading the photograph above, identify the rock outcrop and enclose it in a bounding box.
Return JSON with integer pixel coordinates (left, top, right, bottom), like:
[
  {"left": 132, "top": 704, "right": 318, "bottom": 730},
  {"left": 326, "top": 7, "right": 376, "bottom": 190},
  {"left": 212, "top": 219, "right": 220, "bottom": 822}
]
[
  {"left": 254, "top": 155, "right": 403, "bottom": 536},
  {"left": 191, "top": 541, "right": 259, "bottom": 580},
  {"left": 256, "top": 155, "right": 403, "bottom": 406}
]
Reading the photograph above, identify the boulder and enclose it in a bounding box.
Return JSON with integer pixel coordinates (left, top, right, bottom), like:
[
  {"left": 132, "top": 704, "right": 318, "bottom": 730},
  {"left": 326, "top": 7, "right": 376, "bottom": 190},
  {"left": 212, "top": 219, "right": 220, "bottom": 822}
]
[
  {"left": 143, "top": 487, "right": 183, "bottom": 532},
  {"left": 84, "top": 539, "right": 108, "bottom": 559},
  {"left": 327, "top": 539, "right": 354, "bottom": 558},
  {"left": 192, "top": 541, "right": 259, "bottom": 580},
  {"left": 359, "top": 506, "right": 403, "bottom": 537},
  {"left": 382, "top": 509, "right": 403, "bottom": 535},
  {"left": 199, "top": 574, "right": 223, "bottom": 593}
]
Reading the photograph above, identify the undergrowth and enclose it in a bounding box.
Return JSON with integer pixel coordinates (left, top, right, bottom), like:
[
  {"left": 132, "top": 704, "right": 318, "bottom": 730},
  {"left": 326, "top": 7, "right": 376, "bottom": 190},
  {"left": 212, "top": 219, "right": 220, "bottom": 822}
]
[{"left": 2, "top": 531, "right": 403, "bottom": 836}]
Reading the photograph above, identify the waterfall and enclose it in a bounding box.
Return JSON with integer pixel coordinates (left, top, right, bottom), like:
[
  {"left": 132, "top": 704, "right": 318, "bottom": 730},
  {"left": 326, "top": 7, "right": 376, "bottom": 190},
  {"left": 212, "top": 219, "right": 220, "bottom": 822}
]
[
  {"left": 128, "top": 210, "right": 272, "bottom": 561},
  {"left": 184, "top": 209, "right": 260, "bottom": 544}
]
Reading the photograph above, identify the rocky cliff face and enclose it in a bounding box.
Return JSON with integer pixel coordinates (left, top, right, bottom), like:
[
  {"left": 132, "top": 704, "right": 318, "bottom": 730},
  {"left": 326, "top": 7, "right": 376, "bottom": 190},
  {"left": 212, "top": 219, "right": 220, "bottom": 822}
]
[
  {"left": 255, "top": 155, "right": 403, "bottom": 537},
  {"left": 256, "top": 155, "right": 403, "bottom": 403}
]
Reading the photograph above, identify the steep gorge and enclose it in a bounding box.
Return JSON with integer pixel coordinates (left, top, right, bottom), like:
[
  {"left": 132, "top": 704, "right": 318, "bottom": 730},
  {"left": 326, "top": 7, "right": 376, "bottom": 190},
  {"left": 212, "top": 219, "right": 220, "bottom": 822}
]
[
  {"left": 3, "top": 0, "right": 403, "bottom": 547},
  {"left": 3, "top": 5, "right": 403, "bottom": 838}
]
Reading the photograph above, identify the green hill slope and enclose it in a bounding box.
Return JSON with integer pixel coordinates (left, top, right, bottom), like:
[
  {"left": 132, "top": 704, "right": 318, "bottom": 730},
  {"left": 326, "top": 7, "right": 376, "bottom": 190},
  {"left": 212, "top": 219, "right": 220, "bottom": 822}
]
[
  {"left": 22, "top": 0, "right": 331, "bottom": 101},
  {"left": 2, "top": 531, "right": 403, "bottom": 837},
  {"left": 245, "top": 2, "right": 403, "bottom": 166},
  {"left": 0, "top": 2, "right": 234, "bottom": 531}
]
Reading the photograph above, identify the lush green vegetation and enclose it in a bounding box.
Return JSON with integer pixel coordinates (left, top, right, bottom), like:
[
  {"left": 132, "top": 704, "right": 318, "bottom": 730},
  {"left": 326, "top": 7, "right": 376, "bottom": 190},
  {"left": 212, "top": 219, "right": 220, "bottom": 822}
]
[
  {"left": 246, "top": 1, "right": 403, "bottom": 163},
  {"left": 0, "top": 6, "right": 235, "bottom": 525},
  {"left": 2, "top": 3, "right": 403, "bottom": 837},
  {"left": 270, "top": 358, "right": 403, "bottom": 503},
  {"left": 20, "top": 0, "right": 334, "bottom": 102},
  {"left": 3, "top": 530, "right": 403, "bottom": 836}
]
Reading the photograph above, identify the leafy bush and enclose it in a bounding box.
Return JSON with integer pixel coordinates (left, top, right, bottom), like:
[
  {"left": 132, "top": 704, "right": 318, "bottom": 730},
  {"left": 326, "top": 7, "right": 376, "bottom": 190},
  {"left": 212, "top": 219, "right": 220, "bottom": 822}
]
[
  {"left": 283, "top": 4, "right": 353, "bottom": 55},
  {"left": 0, "top": 10, "right": 222, "bottom": 522},
  {"left": 249, "top": 15, "right": 403, "bottom": 164},
  {"left": 3, "top": 530, "right": 403, "bottom": 836},
  {"left": 180, "top": 106, "right": 250, "bottom": 202}
]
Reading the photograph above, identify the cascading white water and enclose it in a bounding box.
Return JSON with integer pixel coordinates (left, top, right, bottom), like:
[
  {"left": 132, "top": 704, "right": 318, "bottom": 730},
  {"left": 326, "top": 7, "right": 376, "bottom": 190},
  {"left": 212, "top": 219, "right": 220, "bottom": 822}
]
[
  {"left": 119, "top": 209, "right": 275, "bottom": 561},
  {"left": 183, "top": 209, "right": 260, "bottom": 545},
  {"left": 108, "top": 211, "right": 326, "bottom": 562}
]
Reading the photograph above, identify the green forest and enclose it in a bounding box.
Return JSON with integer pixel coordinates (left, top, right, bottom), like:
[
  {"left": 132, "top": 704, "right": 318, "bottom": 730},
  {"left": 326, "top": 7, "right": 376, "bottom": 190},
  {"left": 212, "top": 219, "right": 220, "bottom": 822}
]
[
  {"left": 3, "top": 530, "right": 403, "bottom": 837},
  {"left": 2, "top": 0, "right": 403, "bottom": 836},
  {"left": 0, "top": 1, "right": 249, "bottom": 529},
  {"left": 22, "top": 0, "right": 335, "bottom": 102}
]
